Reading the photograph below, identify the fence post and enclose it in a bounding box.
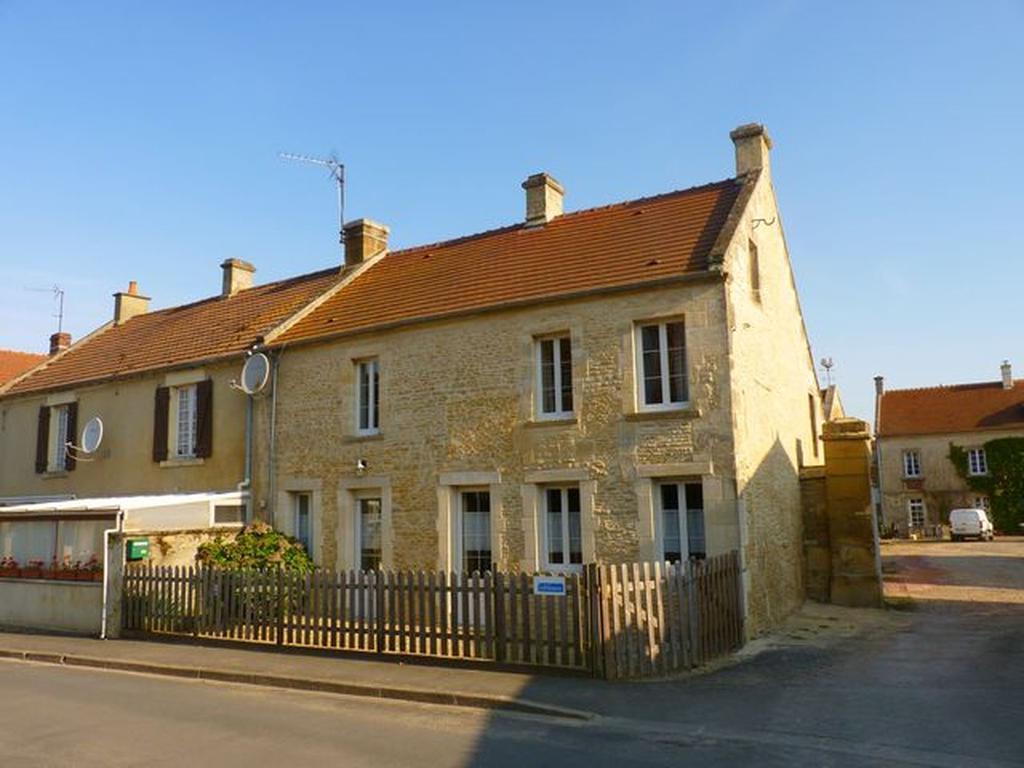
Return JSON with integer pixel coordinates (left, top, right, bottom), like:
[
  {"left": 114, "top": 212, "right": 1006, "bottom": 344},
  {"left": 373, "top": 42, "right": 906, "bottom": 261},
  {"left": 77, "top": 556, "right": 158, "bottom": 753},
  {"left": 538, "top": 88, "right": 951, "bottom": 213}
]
[
  {"left": 375, "top": 570, "right": 386, "bottom": 655},
  {"left": 493, "top": 571, "right": 506, "bottom": 663},
  {"left": 276, "top": 568, "right": 285, "bottom": 647},
  {"left": 585, "top": 563, "right": 604, "bottom": 678}
]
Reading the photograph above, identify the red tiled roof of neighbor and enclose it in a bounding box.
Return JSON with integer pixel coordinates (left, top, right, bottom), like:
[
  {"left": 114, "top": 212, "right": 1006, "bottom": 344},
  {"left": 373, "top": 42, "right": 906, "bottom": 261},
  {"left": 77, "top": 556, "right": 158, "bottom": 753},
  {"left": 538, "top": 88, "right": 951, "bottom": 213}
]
[
  {"left": 877, "top": 380, "right": 1024, "bottom": 437},
  {"left": 6, "top": 269, "right": 342, "bottom": 396},
  {"left": 0, "top": 350, "right": 46, "bottom": 386},
  {"left": 276, "top": 178, "right": 744, "bottom": 345}
]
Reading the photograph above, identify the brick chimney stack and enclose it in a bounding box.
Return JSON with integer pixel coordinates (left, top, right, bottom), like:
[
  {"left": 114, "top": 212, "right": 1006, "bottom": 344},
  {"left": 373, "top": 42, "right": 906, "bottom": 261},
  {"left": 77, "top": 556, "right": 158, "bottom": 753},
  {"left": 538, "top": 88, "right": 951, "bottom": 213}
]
[
  {"left": 221, "top": 258, "right": 256, "bottom": 297},
  {"left": 49, "top": 331, "right": 71, "bottom": 356},
  {"left": 730, "top": 123, "right": 773, "bottom": 177},
  {"left": 342, "top": 219, "right": 389, "bottom": 269},
  {"left": 113, "top": 280, "right": 150, "bottom": 325},
  {"left": 522, "top": 173, "right": 564, "bottom": 227}
]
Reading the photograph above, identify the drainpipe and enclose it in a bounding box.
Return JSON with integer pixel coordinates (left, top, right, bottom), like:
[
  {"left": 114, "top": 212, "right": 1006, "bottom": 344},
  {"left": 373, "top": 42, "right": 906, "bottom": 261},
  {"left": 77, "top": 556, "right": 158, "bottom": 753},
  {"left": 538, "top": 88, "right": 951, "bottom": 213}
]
[
  {"left": 237, "top": 394, "right": 253, "bottom": 521},
  {"left": 100, "top": 509, "right": 125, "bottom": 640},
  {"left": 267, "top": 350, "right": 281, "bottom": 525}
]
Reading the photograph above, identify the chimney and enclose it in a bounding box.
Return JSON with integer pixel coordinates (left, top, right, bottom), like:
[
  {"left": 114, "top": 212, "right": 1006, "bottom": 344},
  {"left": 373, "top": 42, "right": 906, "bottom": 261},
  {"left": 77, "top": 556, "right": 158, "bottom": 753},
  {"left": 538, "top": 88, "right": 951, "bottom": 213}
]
[
  {"left": 342, "top": 219, "right": 389, "bottom": 269},
  {"left": 874, "top": 375, "right": 885, "bottom": 396},
  {"left": 522, "top": 173, "right": 564, "bottom": 226},
  {"left": 1001, "top": 360, "right": 1013, "bottom": 390},
  {"left": 49, "top": 331, "right": 71, "bottom": 356},
  {"left": 220, "top": 258, "right": 256, "bottom": 297},
  {"left": 113, "top": 281, "right": 150, "bottom": 325},
  {"left": 729, "top": 123, "right": 773, "bottom": 177}
]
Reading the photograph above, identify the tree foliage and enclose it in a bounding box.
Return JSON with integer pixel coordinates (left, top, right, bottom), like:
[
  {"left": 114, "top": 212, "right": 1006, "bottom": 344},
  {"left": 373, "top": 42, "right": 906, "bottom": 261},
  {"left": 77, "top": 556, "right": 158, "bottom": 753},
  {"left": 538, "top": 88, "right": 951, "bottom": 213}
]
[
  {"left": 196, "top": 520, "right": 314, "bottom": 572},
  {"left": 949, "top": 438, "right": 1024, "bottom": 533}
]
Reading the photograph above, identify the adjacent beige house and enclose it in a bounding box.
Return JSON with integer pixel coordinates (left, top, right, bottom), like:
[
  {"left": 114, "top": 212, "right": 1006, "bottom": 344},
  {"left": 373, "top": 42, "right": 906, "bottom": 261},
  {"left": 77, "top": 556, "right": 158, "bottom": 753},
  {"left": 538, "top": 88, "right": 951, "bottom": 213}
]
[
  {"left": 0, "top": 262, "right": 340, "bottom": 507},
  {"left": 254, "top": 124, "right": 824, "bottom": 635},
  {"left": 874, "top": 362, "right": 1024, "bottom": 536}
]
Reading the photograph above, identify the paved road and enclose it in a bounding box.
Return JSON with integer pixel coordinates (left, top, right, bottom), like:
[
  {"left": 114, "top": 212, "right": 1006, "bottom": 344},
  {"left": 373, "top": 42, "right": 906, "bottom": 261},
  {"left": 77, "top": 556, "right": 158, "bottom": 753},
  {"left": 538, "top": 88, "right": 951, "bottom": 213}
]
[{"left": 0, "top": 540, "right": 1021, "bottom": 767}]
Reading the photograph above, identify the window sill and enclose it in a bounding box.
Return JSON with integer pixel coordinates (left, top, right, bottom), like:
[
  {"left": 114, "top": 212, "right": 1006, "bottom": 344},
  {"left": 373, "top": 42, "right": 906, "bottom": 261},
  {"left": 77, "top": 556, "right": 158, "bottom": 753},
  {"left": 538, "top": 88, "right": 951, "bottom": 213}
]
[
  {"left": 40, "top": 470, "right": 69, "bottom": 480},
  {"left": 160, "top": 457, "right": 205, "bottom": 468},
  {"left": 625, "top": 406, "right": 701, "bottom": 422},
  {"left": 524, "top": 416, "right": 578, "bottom": 429},
  {"left": 345, "top": 432, "right": 384, "bottom": 444}
]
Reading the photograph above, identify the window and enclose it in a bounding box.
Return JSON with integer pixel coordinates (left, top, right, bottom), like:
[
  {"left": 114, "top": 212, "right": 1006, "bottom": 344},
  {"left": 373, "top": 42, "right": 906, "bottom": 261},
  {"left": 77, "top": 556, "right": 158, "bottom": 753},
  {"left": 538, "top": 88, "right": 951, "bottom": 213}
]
[
  {"left": 636, "top": 320, "right": 688, "bottom": 410},
  {"left": 48, "top": 405, "right": 70, "bottom": 472},
  {"left": 974, "top": 496, "right": 990, "bottom": 511},
  {"left": 356, "top": 358, "right": 380, "bottom": 434},
  {"left": 908, "top": 498, "right": 925, "bottom": 528},
  {"left": 657, "top": 481, "right": 706, "bottom": 562},
  {"left": 536, "top": 335, "right": 573, "bottom": 418},
  {"left": 544, "top": 486, "right": 582, "bottom": 570},
  {"left": 293, "top": 492, "right": 312, "bottom": 554},
  {"left": 968, "top": 448, "right": 988, "bottom": 476},
  {"left": 357, "top": 497, "right": 383, "bottom": 571},
  {"left": 749, "top": 239, "right": 761, "bottom": 303},
  {"left": 903, "top": 450, "right": 921, "bottom": 478},
  {"left": 174, "top": 385, "right": 198, "bottom": 458},
  {"left": 460, "top": 490, "right": 492, "bottom": 573}
]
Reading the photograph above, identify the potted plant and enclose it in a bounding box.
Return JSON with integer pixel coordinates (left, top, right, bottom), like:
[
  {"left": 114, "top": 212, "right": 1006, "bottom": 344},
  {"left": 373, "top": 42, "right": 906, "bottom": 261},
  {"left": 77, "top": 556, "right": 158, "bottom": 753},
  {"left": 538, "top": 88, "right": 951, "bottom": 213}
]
[
  {"left": 41, "top": 557, "right": 61, "bottom": 580},
  {"left": 56, "top": 555, "right": 78, "bottom": 581},
  {"left": 80, "top": 555, "right": 102, "bottom": 582},
  {"left": 0, "top": 556, "right": 19, "bottom": 578},
  {"left": 21, "top": 560, "right": 44, "bottom": 579}
]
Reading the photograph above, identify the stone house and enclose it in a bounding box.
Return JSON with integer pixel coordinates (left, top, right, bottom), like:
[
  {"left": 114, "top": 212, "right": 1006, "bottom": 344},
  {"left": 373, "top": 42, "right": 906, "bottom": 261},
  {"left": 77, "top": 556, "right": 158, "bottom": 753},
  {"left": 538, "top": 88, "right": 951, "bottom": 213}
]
[
  {"left": 0, "top": 262, "right": 340, "bottom": 508},
  {"left": 254, "top": 124, "right": 824, "bottom": 635},
  {"left": 874, "top": 362, "right": 1024, "bottom": 536}
]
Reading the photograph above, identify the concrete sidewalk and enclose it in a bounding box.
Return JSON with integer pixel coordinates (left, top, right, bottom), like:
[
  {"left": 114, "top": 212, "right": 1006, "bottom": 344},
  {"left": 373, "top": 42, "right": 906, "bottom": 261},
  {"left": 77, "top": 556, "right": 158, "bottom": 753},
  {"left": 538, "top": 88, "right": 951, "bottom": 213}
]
[{"left": 0, "top": 630, "right": 597, "bottom": 719}]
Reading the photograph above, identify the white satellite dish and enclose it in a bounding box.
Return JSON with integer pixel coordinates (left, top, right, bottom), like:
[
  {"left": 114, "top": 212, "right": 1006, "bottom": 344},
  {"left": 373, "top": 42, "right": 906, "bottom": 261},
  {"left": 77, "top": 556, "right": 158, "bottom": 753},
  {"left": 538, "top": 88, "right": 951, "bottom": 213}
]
[
  {"left": 240, "top": 352, "right": 271, "bottom": 395},
  {"left": 80, "top": 417, "right": 104, "bottom": 454}
]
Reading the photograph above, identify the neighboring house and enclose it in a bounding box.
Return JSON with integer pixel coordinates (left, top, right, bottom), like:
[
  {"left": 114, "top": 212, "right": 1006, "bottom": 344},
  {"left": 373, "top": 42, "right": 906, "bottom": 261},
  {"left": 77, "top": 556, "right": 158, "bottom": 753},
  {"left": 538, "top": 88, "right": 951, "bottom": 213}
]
[
  {"left": 820, "top": 384, "right": 845, "bottom": 422},
  {"left": 0, "top": 348, "right": 47, "bottom": 388},
  {"left": 874, "top": 362, "right": 1024, "bottom": 536},
  {"left": 255, "top": 124, "right": 824, "bottom": 634},
  {"left": 0, "top": 260, "right": 341, "bottom": 507}
]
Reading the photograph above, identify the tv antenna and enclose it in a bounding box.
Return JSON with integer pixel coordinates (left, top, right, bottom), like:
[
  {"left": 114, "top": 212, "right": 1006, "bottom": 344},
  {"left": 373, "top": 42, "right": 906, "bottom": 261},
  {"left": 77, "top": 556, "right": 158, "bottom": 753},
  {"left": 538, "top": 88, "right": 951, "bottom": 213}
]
[
  {"left": 820, "top": 356, "right": 835, "bottom": 386},
  {"left": 25, "top": 285, "right": 65, "bottom": 333},
  {"left": 280, "top": 152, "right": 345, "bottom": 252}
]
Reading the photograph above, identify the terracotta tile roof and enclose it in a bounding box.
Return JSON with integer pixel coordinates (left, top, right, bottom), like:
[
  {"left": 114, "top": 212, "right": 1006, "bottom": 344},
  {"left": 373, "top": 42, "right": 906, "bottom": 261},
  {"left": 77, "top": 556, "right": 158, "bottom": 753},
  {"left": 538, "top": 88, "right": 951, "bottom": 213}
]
[
  {"left": 276, "top": 178, "right": 744, "bottom": 345},
  {"left": 0, "top": 349, "right": 47, "bottom": 386},
  {"left": 878, "top": 380, "right": 1024, "bottom": 438},
  {"left": 6, "top": 269, "right": 342, "bottom": 396}
]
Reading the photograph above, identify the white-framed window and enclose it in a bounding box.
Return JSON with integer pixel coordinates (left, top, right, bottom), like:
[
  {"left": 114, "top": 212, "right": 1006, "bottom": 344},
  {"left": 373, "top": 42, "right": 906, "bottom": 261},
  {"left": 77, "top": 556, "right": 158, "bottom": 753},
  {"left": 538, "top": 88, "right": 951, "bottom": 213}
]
[
  {"left": 48, "top": 404, "right": 70, "bottom": 472},
  {"left": 356, "top": 496, "right": 383, "bottom": 571},
  {"left": 293, "top": 492, "right": 312, "bottom": 554},
  {"left": 635, "top": 320, "right": 688, "bottom": 410},
  {"left": 908, "top": 498, "right": 925, "bottom": 528},
  {"left": 536, "top": 335, "right": 573, "bottom": 418},
  {"left": 543, "top": 486, "right": 582, "bottom": 571},
  {"left": 174, "top": 385, "right": 198, "bottom": 458},
  {"left": 458, "top": 489, "right": 492, "bottom": 574},
  {"left": 974, "top": 495, "right": 990, "bottom": 511},
  {"left": 355, "top": 358, "right": 380, "bottom": 435},
  {"left": 967, "top": 448, "right": 988, "bottom": 476},
  {"left": 903, "top": 450, "right": 921, "bottom": 478},
  {"left": 657, "top": 481, "right": 706, "bottom": 562}
]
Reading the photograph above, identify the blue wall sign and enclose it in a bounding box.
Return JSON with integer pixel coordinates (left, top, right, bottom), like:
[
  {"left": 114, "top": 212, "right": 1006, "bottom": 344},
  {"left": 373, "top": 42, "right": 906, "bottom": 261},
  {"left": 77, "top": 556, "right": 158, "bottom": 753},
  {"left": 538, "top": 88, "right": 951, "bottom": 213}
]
[{"left": 533, "top": 575, "right": 567, "bottom": 596}]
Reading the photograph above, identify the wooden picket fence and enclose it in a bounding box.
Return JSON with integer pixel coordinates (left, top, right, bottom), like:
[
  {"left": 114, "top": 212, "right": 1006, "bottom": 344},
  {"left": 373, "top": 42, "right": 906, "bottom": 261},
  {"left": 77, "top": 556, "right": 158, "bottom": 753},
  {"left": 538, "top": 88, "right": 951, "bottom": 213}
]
[{"left": 121, "top": 551, "right": 743, "bottom": 679}]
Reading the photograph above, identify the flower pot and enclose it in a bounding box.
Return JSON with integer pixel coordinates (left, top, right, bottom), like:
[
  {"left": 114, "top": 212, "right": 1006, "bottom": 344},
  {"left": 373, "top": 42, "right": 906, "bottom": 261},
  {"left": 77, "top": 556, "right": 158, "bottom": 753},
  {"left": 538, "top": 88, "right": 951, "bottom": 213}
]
[
  {"left": 56, "top": 569, "right": 78, "bottom": 581},
  {"left": 91, "top": 571, "right": 104, "bottom": 582},
  {"left": 0, "top": 568, "right": 20, "bottom": 579},
  {"left": 21, "top": 568, "right": 42, "bottom": 579}
]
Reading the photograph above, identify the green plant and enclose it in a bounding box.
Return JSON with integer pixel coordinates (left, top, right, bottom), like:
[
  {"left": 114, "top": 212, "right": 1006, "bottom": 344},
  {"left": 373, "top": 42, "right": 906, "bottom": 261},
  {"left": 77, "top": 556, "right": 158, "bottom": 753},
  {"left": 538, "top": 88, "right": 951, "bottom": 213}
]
[
  {"left": 949, "top": 438, "right": 1024, "bottom": 533},
  {"left": 196, "top": 520, "right": 313, "bottom": 572}
]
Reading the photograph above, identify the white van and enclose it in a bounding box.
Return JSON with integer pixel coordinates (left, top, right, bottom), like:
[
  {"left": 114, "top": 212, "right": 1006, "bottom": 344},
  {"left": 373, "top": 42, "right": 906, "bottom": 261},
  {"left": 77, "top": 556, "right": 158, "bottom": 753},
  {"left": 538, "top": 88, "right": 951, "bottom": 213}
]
[{"left": 949, "top": 508, "right": 995, "bottom": 541}]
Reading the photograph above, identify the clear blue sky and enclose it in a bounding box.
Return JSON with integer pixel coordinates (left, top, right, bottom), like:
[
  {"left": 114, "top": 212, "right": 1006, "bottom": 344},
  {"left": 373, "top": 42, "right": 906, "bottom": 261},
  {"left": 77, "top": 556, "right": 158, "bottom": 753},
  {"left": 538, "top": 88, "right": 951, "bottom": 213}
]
[{"left": 1, "top": 1, "right": 1021, "bottom": 420}]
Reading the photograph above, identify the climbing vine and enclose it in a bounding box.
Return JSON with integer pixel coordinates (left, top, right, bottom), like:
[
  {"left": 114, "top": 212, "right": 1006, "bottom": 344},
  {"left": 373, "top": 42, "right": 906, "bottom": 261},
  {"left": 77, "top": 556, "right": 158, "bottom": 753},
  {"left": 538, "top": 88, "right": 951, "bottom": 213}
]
[
  {"left": 948, "top": 438, "right": 1024, "bottom": 533},
  {"left": 197, "top": 520, "right": 314, "bottom": 572}
]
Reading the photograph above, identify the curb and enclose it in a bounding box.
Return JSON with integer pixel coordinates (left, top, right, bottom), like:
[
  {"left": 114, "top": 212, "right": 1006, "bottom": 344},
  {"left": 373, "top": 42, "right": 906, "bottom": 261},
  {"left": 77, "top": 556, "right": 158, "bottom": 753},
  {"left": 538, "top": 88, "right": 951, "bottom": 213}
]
[{"left": 0, "top": 648, "right": 593, "bottom": 721}]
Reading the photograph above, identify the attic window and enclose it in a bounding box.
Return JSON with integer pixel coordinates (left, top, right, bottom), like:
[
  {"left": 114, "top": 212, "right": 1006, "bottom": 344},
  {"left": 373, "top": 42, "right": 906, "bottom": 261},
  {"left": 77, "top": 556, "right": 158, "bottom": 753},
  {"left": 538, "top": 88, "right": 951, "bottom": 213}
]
[{"left": 748, "top": 239, "right": 761, "bottom": 304}]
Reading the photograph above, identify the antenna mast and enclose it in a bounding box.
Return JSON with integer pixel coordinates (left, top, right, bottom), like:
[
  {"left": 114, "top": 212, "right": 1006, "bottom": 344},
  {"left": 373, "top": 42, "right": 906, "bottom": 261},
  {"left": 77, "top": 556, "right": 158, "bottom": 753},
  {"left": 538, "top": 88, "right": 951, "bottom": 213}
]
[
  {"left": 25, "top": 284, "right": 65, "bottom": 333},
  {"left": 280, "top": 152, "right": 346, "bottom": 252},
  {"left": 819, "top": 356, "right": 835, "bottom": 386}
]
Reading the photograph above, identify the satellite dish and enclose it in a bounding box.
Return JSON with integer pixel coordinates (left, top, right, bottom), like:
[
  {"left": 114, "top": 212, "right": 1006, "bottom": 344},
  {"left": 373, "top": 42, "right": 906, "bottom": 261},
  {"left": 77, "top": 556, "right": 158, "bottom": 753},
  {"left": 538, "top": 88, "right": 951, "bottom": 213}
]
[
  {"left": 80, "top": 417, "right": 104, "bottom": 454},
  {"left": 240, "top": 352, "right": 271, "bottom": 395}
]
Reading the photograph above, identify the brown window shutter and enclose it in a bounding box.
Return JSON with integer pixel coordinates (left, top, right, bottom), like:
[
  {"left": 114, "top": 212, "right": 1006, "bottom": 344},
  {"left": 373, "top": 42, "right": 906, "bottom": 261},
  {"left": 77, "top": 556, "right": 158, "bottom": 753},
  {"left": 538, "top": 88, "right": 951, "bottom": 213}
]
[
  {"left": 195, "top": 379, "right": 213, "bottom": 458},
  {"left": 35, "top": 406, "right": 50, "bottom": 473},
  {"left": 64, "top": 402, "right": 78, "bottom": 471},
  {"left": 153, "top": 387, "right": 169, "bottom": 462}
]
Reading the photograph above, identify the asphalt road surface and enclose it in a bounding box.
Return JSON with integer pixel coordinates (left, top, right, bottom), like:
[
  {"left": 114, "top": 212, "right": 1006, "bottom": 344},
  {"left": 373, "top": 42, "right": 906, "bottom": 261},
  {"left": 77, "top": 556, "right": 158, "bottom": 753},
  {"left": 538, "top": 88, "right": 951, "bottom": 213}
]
[{"left": 0, "top": 538, "right": 1021, "bottom": 767}]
